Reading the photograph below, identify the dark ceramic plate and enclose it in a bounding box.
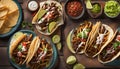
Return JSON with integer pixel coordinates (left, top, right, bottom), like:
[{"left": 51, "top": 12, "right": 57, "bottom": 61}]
[
  {"left": 64, "top": 0, "right": 85, "bottom": 20},
  {"left": 8, "top": 30, "right": 58, "bottom": 69},
  {"left": 87, "top": 1, "right": 103, "bottom": 18}
]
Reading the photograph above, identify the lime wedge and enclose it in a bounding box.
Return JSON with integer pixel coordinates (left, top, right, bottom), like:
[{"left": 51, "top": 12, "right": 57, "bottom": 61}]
[
  {"left": 48, "top": 22, "right": 57, "bottom": 33},
  {"left": 73, "top": 63, "right": 85, "bottom": 69},
  {"left": 52, "top": 35, "right": 60, "bottom": 44},
  {"left": 86, "top": 0, "right": 93, "bottom": 9},
  {"left": 56, "top": 42, "right": 62, "bottom": 50},
  {"left": 66, "top": 56, "right": 76, "bottom": 65},
  {"left": 38, "top": 9, "right": 47, "bottom": 20},
  {"left": 12, "top": 32, "right": 23, "bottom": 39}
]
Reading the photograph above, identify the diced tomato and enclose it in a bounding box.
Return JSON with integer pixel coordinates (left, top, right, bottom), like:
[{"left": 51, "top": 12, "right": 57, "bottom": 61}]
[
  {"left": 116, "top": 35, "right": 120, "bottom": 41},
  {"left": 81, "top": 38, "right": 86, "bottom": 42},
  {"left": 117, "top": 45, "right": 120, "bottom": 49},
  {"left": 37, "top": 49, "right": 42, "bottom": 53},
  {"left": 17, "top": 52, "right": 22, "bottom": 57},
  {"left": 22, "top": 42, "right": 27, "bottom": 46}
]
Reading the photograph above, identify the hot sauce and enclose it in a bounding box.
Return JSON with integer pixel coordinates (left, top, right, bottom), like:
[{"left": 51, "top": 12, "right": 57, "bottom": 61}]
[{"left": 67, "top": 1, "right": 83, "bottom": 17}]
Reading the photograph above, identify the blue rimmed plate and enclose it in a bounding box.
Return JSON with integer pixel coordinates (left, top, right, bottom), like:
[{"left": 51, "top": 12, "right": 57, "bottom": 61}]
[
  {"left": 105, "top": 28, "right": 120, "bottom": 66},
  {"left": 0, "top": 0, "right": 22, "bottom": 38},
  {"left": 8, "top": 30, "right": 58, "bottom": 69},
  {"left": 8, "top": 30, "right": 37, "bottom": 69}
]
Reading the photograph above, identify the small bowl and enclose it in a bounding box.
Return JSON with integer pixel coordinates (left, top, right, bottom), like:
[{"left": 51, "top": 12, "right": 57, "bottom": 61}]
[
  {"left": 104, "top": 1, "right": 120, "bottom": 18},
  {"left": 65, "top": 0, "right": 85, "bottom": 20},
  {"left": 87, "top": 1, "right": 103, "bottom": 18}
]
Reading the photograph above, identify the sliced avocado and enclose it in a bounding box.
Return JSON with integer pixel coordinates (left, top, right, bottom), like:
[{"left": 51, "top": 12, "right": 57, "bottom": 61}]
[
  {"left": 17, "top": 45, "right": 22, "bottom": 51},
  {"left": 66, "top": 56, "right": 76, "bottom": 65},
  {"left": 52, "top": 35, "right": 60, "bottom": 44},
  {"left": 48, "top": 22, "right": 57, "bottom": 33},
  {"left": 66, "top": 30, "right": 76, "bottom": 53},
  {"left": 38, "top": 9, "right": 47, "bottom": 20}
]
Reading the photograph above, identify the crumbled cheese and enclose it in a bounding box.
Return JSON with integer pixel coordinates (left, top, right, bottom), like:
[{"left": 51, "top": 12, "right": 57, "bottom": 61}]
[
  {"left": 96, "top": 34, "right": 105, "bottom": 44},
  {"left": 22, "top": 46, "right": 27, "bottom": 52}
]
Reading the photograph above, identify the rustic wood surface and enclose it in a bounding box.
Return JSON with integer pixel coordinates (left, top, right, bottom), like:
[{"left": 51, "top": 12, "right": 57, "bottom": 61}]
[
  {"left": 63, "top": 0, "right": 120, "bottom": 69},
  {"left": 0, "top": 0, "right": 120, "bottom": 69}
]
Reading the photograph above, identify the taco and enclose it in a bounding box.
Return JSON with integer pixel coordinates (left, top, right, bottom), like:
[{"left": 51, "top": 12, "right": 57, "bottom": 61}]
[
  {"left": 32, "top": 1, "right": 63, "bottom": 35},
  {"left": 26, "top": 37, "right": 53, "bottom": 69},
  {"left": 84, "top": 21, "right": 114, "bottom": 58},
  {"left": 70, "top": 21, "right": 93, "bottom": 54},
  {"left": 98, "top": 30, "right": 120, "bottom": 64},
  {"left": 10, "top": 32, "right": 35, "bottom": 65}
]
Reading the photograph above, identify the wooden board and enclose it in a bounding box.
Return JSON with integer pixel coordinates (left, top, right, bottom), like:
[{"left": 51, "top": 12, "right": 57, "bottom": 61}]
[{"left": 63, "top": 0, "right": 120, "bottom": 68}]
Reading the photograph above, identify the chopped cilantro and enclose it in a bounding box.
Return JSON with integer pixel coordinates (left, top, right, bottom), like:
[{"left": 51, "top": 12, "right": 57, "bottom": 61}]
[
  {"left": 113, "top": 41, "right": 120, "bottom": 49},
  {"left": 17, "top": 44, "right": 22, "bottom": 51}
]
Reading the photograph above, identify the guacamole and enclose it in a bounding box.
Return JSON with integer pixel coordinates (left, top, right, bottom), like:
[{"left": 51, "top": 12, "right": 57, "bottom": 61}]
[
  {"left": 91, "top": 3, "right": 101, "bottom": 13},
  {"left": 104, "top": 1, "right": 120, "bottom": 17}
]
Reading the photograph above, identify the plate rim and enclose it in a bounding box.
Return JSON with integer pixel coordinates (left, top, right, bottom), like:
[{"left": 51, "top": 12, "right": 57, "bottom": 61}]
[{"left": 8, "top": 30, "right": 58, "bottom": 69}]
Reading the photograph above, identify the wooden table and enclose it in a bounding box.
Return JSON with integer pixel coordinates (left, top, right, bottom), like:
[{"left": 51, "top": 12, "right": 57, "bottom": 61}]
[
  {"left": 0, "top": 0, "right": 66, "bottom": 69},
  {"left": 0, "top": 0, "right": 120, "bottom": 69}
]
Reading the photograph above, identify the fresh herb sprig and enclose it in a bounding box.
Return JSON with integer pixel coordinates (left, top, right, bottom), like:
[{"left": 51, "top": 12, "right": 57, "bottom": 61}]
[{"left": 21, "top": 21, "right": 34, "bottom": 31}]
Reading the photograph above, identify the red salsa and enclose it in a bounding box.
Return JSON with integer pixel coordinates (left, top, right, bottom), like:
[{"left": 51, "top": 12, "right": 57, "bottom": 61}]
[{"left": 67, "top": 1, "right": 83, "bottom": 17}]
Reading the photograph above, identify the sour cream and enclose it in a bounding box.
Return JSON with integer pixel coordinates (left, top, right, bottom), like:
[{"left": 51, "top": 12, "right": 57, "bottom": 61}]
[
  {"left": 28, "top": 1, "right": 39, "bottom": 11},
  {"left": 96, "top": 34, "right": 105, "bottom": 44}
]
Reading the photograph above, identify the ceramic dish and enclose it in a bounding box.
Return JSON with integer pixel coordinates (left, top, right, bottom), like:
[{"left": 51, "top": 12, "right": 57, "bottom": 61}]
[
  {"left": 64, "top": 0, "right": 85, "bottom": 20},
  {"left": 32, "top": 1, "right": 64, "bottom": 35},
  {"left": 8, "top": 30, "right": 58, "bottom": 69},
  {"left": 87, "top": 1, "right": 103, "bottom": 18}
]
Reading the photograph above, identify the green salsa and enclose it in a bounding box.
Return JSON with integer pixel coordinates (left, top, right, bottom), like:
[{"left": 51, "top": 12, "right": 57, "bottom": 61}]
[
  {"left": 104, "top": 1, "right": 120, "bottom": 17},
  {"left": 91, "top": 3, "right": 101, "bottom": 13}
]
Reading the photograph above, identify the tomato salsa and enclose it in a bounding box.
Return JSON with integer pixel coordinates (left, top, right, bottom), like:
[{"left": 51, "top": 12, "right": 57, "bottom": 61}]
[{"left": 67, "top": 0, "right": 83, "bottom": 17}]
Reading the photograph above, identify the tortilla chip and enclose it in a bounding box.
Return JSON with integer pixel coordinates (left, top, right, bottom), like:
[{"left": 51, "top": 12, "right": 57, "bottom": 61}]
[
  {"left": 0, "top": 26, "right": 11, "bottom": 34},
  {"left": 5, "top": 10, "right": 19, "bottom": 27},
  {"left": 0, "top": 19, "right": 5, "bottom": 29},
  {"left": 0, "top": 8, "right": 8, "bottom": 18},
  {"left": 0, "top": 0, "right": 18, "bottom": 14}
]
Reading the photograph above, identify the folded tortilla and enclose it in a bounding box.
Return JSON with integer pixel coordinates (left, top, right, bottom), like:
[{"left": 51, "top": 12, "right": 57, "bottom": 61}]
[
  {"left": 10, "top": 33, "right": 35, "bottom": 65},
  {"left": 70, "top": 21, "right": 93, "bottom": 54},
  {"left": 98, "top": 30, "right": 120, "bottom": 64},
  {"left": 84, "top": 21, "right": 114, "bottom": 58},
  {"left": 10, "top": 33, "right": 26, "bottom": 58},
  {"left": 26, "top": 37, "right": 53, "bottom": 69}
]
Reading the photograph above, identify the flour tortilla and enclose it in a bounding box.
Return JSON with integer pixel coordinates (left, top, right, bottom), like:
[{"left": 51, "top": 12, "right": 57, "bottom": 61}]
[
  {"left": 9, "top": 33, "right": 26, "bottom": 58},
  {"left": 84, "top": 22, "right": 114, "bottom": 58},
  {"left": 98, "top": 30, "right": 119, "bottom": 64},
  {"left": 10, "top": 34, "right": 39, "bottom": 65},
  {"left": 25, "top": 37, "right": 40, "bottom": 65}
]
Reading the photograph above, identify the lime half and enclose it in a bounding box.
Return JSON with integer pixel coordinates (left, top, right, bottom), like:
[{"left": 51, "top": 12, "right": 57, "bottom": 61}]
[
  {"left": 66, "top": 56, "right": 76, "bottom": 65},
  {"left": 73, "top": 63, "right": 85, "bottom": 69},
  {"left": 52, "top": 35, "right": 60, "bottom": 44},
  {"left": 48, "top": 22, "right": 57, "bottom": 33},
  {"left": 38, "top": 9, "right": 47, "bottom": 20},
  {"left": 56, "top": 42, "right": 62, "bottom": 50}
]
